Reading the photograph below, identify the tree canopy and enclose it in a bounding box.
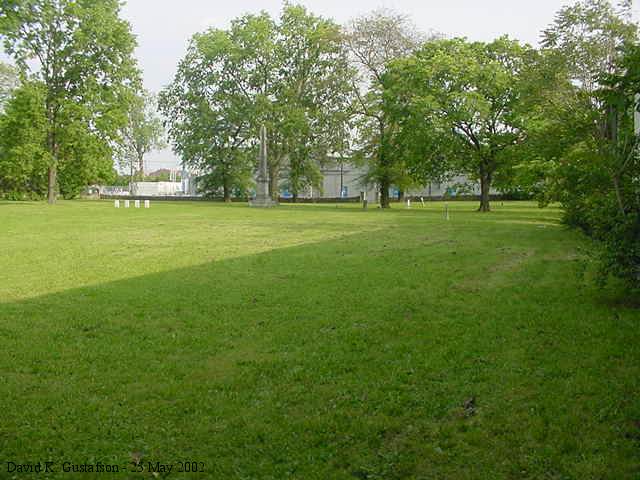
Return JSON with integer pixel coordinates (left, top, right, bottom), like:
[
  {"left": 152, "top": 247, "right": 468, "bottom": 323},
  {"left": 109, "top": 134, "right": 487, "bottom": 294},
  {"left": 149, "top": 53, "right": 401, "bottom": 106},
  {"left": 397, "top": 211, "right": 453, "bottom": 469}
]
[
  {"left": 160, "top": 4, "right": 354, "bottom": 201},
  {"left": 114, "top": 90, "right": 166, "bottom": 184},
  {"left": 0, "top": 61, "right": 19, "bottom": 111},
  {"left": 0, "top": 0, "right": 141, "bottom": 202},
  {"left": 384, "top": 37, "right": 533, "bottom": 211},
  {"left": 343, "top": 9, "right": 426, "bottom": 207}
]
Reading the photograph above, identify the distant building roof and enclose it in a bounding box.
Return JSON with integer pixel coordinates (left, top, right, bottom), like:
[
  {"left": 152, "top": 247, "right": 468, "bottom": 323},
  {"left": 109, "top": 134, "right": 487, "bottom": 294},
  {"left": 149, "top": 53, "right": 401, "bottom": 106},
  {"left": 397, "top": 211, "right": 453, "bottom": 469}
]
[{"left": 147, "top": 168, "right": 173, "bottom": 178}]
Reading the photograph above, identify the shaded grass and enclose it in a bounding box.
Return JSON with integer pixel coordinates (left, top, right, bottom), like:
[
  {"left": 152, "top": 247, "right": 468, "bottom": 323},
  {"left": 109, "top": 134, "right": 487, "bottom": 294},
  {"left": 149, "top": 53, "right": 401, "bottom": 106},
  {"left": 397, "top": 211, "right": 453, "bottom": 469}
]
[{"left": 0, "top": 200, "right": 639, "bottom": 479}]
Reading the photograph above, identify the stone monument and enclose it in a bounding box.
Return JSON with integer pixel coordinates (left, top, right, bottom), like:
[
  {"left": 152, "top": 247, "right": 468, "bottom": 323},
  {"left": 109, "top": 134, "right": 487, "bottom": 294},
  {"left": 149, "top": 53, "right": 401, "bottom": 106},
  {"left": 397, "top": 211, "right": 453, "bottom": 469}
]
[{"left": 250, "top": 125, "right": 278, "bottom": 207}]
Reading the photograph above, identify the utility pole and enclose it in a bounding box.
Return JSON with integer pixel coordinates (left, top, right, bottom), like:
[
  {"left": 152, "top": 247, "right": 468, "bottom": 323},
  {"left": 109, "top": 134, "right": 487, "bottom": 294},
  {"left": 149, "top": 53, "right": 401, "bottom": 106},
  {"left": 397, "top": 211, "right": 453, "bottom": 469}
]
[
  {"left": 635, "top": 93, "right": 639, "bottom": 136},
  {"left": 129, "top": 160, "right": 135, "bottom": 194},
  {"left": 339, "top": 160, "right": 344, "bottom": 198}
]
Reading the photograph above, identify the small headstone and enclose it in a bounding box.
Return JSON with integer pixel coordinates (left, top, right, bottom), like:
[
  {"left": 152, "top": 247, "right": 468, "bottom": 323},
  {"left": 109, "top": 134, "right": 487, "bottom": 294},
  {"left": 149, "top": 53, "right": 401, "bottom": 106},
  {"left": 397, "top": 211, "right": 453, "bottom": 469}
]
[
  {"left": 114, "top": 200, "right": 120, "bottom": 209},
  {"left": 124, "top": 200, "right": 130, "bottom": 208},
  {"left": 144, "top": 200, "right": 150, "bottom": 209},
  {"left": 420, "top": 197, "right": 425, "bottom": 207},
  {"left": 135, "top": 200, "right": 140, "bottom": 208},
  {"left": 406, "top": 198, "right": 411, "bottom": 209}
]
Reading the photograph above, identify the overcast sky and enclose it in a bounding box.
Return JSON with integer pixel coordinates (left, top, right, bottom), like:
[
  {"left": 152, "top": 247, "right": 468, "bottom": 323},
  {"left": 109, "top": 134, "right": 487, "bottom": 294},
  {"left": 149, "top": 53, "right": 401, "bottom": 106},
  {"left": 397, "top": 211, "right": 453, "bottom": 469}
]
[{"left": 124, "top": 0, "right": 640, "bottom": 93}]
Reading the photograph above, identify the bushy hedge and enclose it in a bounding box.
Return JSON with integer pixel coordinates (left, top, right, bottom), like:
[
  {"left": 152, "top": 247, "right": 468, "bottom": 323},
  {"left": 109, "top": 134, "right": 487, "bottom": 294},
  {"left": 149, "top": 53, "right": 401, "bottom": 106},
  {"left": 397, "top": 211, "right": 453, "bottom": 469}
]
[{"left": 595, "top": 211, "right": 640, "bottom": 290}]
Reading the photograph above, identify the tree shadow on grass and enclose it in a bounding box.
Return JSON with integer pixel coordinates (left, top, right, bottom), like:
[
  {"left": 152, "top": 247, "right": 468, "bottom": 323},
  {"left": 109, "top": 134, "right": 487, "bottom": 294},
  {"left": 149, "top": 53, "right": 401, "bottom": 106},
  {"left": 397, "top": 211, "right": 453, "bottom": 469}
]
[{"left": 1, "top": 227, "right": 639, "bottom": 479}]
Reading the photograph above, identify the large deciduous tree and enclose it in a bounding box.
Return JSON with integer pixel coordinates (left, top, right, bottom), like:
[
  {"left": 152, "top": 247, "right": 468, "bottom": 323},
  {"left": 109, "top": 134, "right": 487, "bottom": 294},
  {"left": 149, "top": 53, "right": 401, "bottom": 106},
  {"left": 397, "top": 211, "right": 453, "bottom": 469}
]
[
  {"left": 160, "top": 5, "right": 354, "bottom": 201},
  {"left": 485, "top": 0, "right": 640, "bottom": 291},
  {"left": 115, "top": 90, "right": 166, "bottom": 185},
  {"left": 276, "top": 6, "right": 353, "bottom": 200},
  {"left": 0, "top": 61, "right": 19, "bottom": 110},
  {"left": 159, "top": 26, "right": 256, "bottom": 201},
  {"left": 0, "top": 0, "right": 140, "bottom": 203},
  {"left": 0, "top": 80, "right": 117, "bottom": 199},
  {"left": 0, "top": 81, "right": 48, "bottom": 198},
  {"left": 343, "top": 9, "right": 425, "bottom": 208},
  {"left": 384, "top": 37, "right": 533, "bottom": 212},
  {"left": 526, "top": 0, "right": 638, "bottom": 217},
  {"left": 592, "top": 42, "right": 640, "bottom": 288},
  {"left": 513, "top": 0, "right": 636, "bottom": 206},
  {"left": 525, "top": 0, "right": 639, "bottom": 289},
  {"left": 541, "top": 0, "right": 636, "bottom": 95}
]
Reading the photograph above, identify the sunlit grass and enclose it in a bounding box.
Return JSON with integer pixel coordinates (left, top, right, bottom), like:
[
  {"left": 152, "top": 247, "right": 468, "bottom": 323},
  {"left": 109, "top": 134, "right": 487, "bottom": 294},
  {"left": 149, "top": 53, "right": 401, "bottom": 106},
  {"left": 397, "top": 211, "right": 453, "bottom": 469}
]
[{"left": 1, "top": 200, "right": 638, "bottom": 479}]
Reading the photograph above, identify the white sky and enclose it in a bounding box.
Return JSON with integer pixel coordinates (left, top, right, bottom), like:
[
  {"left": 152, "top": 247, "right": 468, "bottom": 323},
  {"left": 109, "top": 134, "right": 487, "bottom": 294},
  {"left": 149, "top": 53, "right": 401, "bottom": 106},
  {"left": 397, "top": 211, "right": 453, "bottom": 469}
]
[{"left": 4, "top": 1, "right": 640, "bottom": 170}]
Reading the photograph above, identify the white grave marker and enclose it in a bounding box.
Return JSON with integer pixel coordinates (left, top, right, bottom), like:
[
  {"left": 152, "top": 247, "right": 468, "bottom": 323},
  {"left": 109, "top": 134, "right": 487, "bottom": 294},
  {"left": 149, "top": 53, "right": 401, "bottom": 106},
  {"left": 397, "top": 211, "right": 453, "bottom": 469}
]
[
  {"left": 124, "top": 200, "right": 130, "bottom": 208},
  {"left": 134, "top": 200, "right": 140, "bottom": 208},
  {"left": 144, "top": 200, "right": 150, "bottom": 209},
  {"left": 114, "top": 200, "right": 120, "bottom": 208}
]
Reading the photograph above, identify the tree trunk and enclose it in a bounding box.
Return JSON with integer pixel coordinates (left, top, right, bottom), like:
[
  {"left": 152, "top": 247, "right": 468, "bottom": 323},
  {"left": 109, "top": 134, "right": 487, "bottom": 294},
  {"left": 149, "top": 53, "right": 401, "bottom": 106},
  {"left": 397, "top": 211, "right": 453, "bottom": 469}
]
[
  {"left": 138, "top": 154, "right": 145, "bottom": 178},
  {"left": 380, "top": 180, "right": 391, "bottom": 209},
  {"left": 378, "top": 119, "right": 391, "bottom": 209},
  {"left": 46, "top": 108, "right": 57, "bottom": 204},
  {"left": 47, "top": 165, "right": 57, "bottom": 204},
  {"left": 478, "top": 168, "right": 492, "bottom": 212},
  {"left": 612, "top": 174, "right": 626, "bottom": 217},
  {"left": 268, "top": 167, "right": 279, "bottom": 201},
  {"left": 292, "top": 192, "right": 298, "bottom": 203},
  {"left": 130, "top": 160, "right": 135, "bottom": 193},
  {"left": 223, "top": 182, "right": 231, "bottom": 202}
]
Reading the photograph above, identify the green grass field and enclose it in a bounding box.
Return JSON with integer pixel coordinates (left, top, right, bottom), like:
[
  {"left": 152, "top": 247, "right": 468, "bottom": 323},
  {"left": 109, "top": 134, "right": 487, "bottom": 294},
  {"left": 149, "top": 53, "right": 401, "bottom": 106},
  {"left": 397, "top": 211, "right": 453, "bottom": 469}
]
[{"left": 1, "top": 200, "right": 639, "bottom": 479}]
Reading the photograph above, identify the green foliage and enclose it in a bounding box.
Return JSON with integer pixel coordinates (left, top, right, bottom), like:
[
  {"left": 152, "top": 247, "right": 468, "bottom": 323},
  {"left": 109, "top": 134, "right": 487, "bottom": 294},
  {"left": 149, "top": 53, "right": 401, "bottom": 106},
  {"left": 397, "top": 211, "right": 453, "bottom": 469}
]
[
  {"left": 160, "top": 4, "right": 353, "bottom": 201},
  {"left": 590, "top": 42, "right": 640, "bottom": 289},
  {"left": 0, "top": 61, "right": 19, "bottom": 110},
  {"left": 106, "top": 171, "right": 142, "bottom": 187},
  {"left": 0, "top": 0, "right": 141, "bottom": 202},
  {"left": 276, "top": 5, "right": 354, "bottom": 198},
  {"left": 595, "top": 210, "right": 640, "bottom": 289},
  {"left": 56, "top": 106, "right": 116, "bottom": 199},
  {"left": 507, "top": 49, "right": 586, "bottom": 204},
  {"left": 519, "top": 0, "right": 637, "bottom": 203},
  {"left": 384, "top": 37, "right": 533, "bottom": 211},
  {"left": 344, "top": 9, "right": 424, "bottom": 208},
  {"left": 541, "top": 0, "right": 636, "bottom": 93},
  {"left": 159, "top": 25, "right": 255, "bottom": 200},
  {"left": 0, "top": 81, "right": 119, "bottom": 200},
  {"left": 114, "top": 90, "right": 166, "bottom": 181},
  {"left": 523, "top": 0, "right": 639, "bottom": 290},
  {"left": 0, "top": 82, "right": 48, "bottom": 198}
]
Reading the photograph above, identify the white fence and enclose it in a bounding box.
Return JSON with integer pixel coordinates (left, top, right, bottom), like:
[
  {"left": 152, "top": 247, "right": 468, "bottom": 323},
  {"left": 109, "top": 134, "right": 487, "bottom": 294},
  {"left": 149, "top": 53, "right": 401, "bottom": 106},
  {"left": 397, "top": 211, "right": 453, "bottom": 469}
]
[{"left": 132, "top": 182, "right": 183, "bottom": 196}]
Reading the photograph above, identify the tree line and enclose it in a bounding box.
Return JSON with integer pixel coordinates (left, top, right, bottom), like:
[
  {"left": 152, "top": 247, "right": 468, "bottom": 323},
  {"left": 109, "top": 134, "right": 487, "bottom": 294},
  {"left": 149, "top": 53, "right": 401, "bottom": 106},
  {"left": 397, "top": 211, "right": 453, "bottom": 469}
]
[
  {"left": 0, "top": 0, "right": 164, "bottom": 201},
  {"left": 0, "top": 0, "right": 639, "bottom": 289}
]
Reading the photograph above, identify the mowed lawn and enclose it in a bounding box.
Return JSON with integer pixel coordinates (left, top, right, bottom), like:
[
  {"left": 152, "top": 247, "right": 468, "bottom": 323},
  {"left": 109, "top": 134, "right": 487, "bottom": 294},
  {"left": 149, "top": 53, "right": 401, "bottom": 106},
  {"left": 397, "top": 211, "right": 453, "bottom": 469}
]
[{"left": 1, "top": 200, "right": 639, "bottom": 479}]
